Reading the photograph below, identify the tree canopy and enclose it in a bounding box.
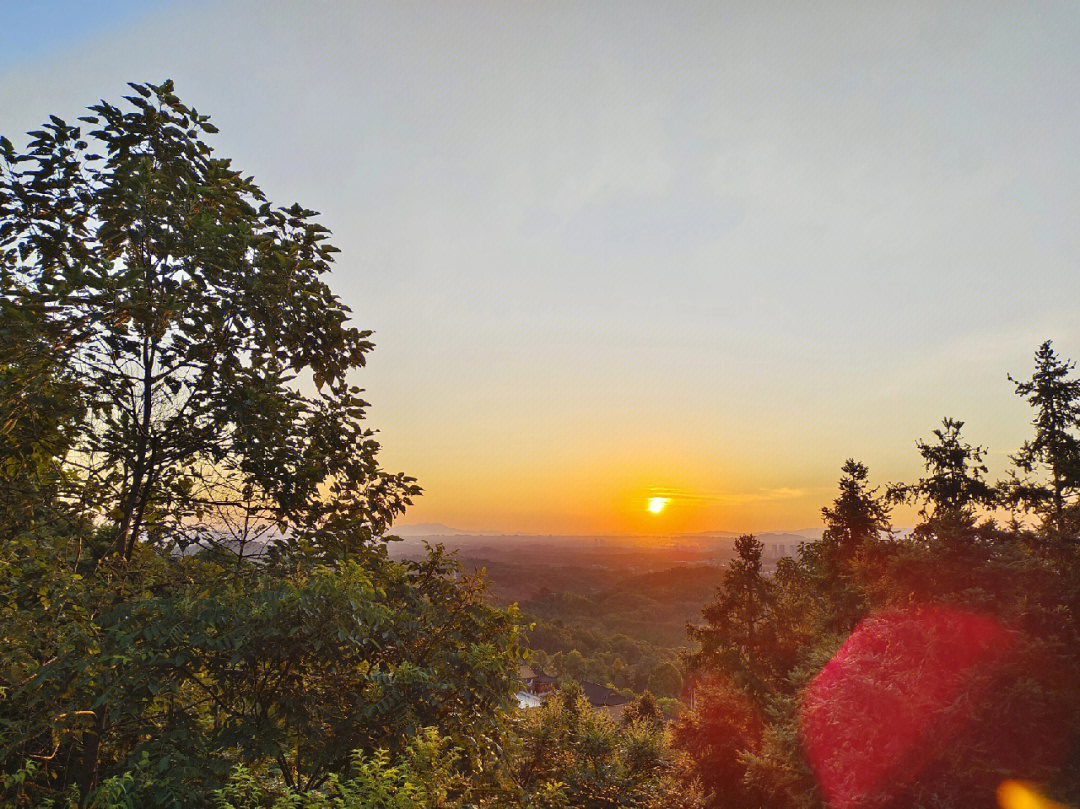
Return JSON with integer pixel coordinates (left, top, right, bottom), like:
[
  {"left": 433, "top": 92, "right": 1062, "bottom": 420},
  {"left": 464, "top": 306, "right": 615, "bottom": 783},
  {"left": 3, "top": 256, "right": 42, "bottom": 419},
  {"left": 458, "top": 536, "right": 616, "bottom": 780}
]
[
  {"left": 675, "top": 343, "right": 1080, "bottom": 809},
  {"left": 1, "top": 80, "right": 418, "bottom": 564},
  {"left": 0, "top": 82, "right": 517, "bottom": 808}
]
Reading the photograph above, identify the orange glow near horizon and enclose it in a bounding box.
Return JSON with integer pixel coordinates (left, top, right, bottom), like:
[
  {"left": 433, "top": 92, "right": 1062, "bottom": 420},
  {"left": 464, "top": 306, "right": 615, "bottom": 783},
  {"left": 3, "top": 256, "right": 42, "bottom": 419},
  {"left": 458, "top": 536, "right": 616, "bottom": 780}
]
[
  {"left": 381, "top": 438, "right": 927, "bottom": 536},
  {"left": 12, "top": 2, "right": 1072, "bottom": 542}
]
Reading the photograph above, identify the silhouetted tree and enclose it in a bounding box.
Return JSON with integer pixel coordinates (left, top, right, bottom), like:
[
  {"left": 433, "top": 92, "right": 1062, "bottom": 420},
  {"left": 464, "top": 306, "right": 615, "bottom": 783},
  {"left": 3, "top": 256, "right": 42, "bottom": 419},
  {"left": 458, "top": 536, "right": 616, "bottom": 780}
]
[
  {"left": 889, "top": 418, "right": 996, "bottom": 549},
  {"left": 681, "top": 349, "right": 1080, "bottom": 809},
  {"left": 1005, "top": 340, "right": 1080, "bottom": 559},
  {"left": 688, "top": 535, "right": 773, "bottom": 697},
  {"left": 821, "top": 459, "right": 891, "bottom": 560},
  {"left": 1, "top": 80, "right": 418, "bottom": 565}
]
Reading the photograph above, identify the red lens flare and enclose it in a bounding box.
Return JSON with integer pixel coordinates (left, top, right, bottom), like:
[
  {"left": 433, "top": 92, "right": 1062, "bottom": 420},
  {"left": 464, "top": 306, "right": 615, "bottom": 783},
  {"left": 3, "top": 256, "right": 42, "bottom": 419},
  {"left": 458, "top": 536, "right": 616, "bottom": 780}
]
[{"left": 801, "top": 606, "right": 1067, "bottom": 809}]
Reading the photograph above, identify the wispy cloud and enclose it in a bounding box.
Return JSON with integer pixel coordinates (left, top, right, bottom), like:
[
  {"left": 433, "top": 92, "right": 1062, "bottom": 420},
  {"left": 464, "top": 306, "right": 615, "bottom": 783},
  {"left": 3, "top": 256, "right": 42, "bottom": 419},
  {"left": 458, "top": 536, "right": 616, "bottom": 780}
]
[{"left": 647, "top": 487, "right": 806, "bottom": 505}]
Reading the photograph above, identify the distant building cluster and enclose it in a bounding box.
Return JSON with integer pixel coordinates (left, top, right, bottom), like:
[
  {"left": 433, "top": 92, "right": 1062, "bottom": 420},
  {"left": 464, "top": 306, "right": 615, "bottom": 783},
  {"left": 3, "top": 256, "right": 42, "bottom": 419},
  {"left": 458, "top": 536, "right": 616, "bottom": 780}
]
[
  {"left": 765, "top": 542, "right": 793, "bottom": 558},
  {"left": 516, "top": 663, "right": 631, "bottom": 721}
]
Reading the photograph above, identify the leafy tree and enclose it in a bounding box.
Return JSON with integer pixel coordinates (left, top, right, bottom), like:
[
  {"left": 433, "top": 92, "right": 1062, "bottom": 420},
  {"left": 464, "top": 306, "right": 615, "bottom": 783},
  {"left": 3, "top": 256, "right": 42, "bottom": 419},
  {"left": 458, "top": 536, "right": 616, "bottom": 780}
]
[
  {"left": 0, "top": 83, "right": 518, "bottom": 807},
  {"left": 2, "top": 534, "right": 523, "bottom": 806},
  {"left": 646, "top": 662, "right": 682, "bottom": 700},
  {"left": 0, "top": 289, "right": 82, "bottom": 542},
  {"left": 557, "top": 650, "right": 588, "bottom": 681},
  {"left": 0, "top": 80, "right": 419, "bottom": 565}
]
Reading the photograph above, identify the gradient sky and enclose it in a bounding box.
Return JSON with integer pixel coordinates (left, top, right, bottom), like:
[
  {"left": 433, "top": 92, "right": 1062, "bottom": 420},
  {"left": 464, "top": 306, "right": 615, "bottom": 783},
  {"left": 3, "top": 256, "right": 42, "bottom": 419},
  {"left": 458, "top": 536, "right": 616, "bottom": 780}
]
[{"left": 4, "top": 1, "right": 1080, "bottom": 534}]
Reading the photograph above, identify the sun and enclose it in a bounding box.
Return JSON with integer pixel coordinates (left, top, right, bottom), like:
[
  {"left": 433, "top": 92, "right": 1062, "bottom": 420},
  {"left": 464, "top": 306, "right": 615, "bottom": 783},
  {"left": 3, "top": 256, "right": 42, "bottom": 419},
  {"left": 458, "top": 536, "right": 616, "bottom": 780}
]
[{"left": 647, "top": 497, "right": 669, "bottom": 514}]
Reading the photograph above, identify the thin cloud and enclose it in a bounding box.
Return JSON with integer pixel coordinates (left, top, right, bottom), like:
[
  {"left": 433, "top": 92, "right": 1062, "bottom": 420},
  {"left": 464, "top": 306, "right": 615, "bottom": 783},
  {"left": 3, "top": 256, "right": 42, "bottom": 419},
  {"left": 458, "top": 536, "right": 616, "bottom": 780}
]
[{"left": 648, "top": 487, "right": 806, "bottom": 505}]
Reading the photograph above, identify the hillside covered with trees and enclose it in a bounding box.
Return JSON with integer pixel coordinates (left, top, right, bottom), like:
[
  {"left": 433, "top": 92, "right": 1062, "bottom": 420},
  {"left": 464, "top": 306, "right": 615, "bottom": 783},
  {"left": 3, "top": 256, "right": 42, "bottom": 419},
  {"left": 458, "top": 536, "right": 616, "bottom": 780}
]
[{"left": 3, "top": 83, "right": 1080, "bottom": 809}]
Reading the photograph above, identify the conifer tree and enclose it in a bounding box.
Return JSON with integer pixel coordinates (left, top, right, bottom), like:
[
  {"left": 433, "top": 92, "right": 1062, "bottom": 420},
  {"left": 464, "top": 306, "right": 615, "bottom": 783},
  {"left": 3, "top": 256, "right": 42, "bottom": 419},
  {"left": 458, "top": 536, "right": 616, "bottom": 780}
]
[
  {"left": 820, "top": 459, "right": 890, "bottom": 559},
  {"left": 797, "top": 459, "right": 893, "bottom": 634},
  {"left": 890, "top": 418, "right": 996, "bottom": 548},
  {"left": 688, "top": 534, "right": 773, "bottom": 696},
  {"left": 1005, "top": 340, "right": 1080, "bottom": 557}
]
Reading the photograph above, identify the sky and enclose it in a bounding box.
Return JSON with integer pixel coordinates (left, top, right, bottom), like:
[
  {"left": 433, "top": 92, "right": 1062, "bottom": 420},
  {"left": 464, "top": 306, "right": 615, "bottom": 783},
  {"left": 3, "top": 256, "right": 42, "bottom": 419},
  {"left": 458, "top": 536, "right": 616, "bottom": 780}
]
[{"left": 3, "top": 1, "right": 1080, "bottom": 535}]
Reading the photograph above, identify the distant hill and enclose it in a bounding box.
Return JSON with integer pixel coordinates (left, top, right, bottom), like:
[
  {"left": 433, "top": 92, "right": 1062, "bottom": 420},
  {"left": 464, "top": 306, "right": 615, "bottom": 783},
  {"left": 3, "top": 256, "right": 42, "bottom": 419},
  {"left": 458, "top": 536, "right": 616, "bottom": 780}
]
[
  {"left": 389, "top": 523, "right": 507, "bottom": 537},
  {"left": 391, "top": 525, "right": 823, "bottom": 541},
  {"left": 756, "top": 531, "right": 814, "bottom": 547},
  {"left": 675, "top": 530, "right": 741, "bottom": 538},
  {"left": 678, "top": 528, "right": 822, "bottom": 540},
  {"left": 611, "top": 565, "right": 725, "bottom": 603},
  {"left": 523, "top": 563, "right": 727, "bottom": 648}
]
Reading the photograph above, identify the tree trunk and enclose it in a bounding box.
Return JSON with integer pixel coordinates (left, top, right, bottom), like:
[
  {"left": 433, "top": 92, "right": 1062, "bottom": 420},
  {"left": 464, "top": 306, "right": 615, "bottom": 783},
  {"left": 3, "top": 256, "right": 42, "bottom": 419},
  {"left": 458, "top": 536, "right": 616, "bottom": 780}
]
[{"left": 75, "top": 707, "right": 106, "bottom": 803}]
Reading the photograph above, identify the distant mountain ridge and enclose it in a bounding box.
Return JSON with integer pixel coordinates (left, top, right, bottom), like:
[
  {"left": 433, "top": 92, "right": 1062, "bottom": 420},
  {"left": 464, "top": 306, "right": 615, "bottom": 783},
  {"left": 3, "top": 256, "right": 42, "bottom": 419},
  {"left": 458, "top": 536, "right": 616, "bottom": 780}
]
[
  {"left": 675, "top": 527, "right": 823, "bottom": 540},
  {"left": 389, "top": 524, "right": 823, "bottom": 541},
  {"left": 390, "top": 523, "right": 510, "bottom": 537}
]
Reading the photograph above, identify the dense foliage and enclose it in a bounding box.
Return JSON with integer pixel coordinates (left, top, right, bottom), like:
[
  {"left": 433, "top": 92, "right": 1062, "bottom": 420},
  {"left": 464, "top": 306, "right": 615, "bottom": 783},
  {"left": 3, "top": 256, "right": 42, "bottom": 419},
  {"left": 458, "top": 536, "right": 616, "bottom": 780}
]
[
  {"left": 522, "top": 565, "right": 722, "bottom": 706},
  {"left": 0, "top": 83, "right": 520, "bottom": 808},
  {"left": 674, "top": 341, "right": 1080, "bottom": 809},
  {"left": 498, "top": 685, "right": 698, "bottom": 809}
]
